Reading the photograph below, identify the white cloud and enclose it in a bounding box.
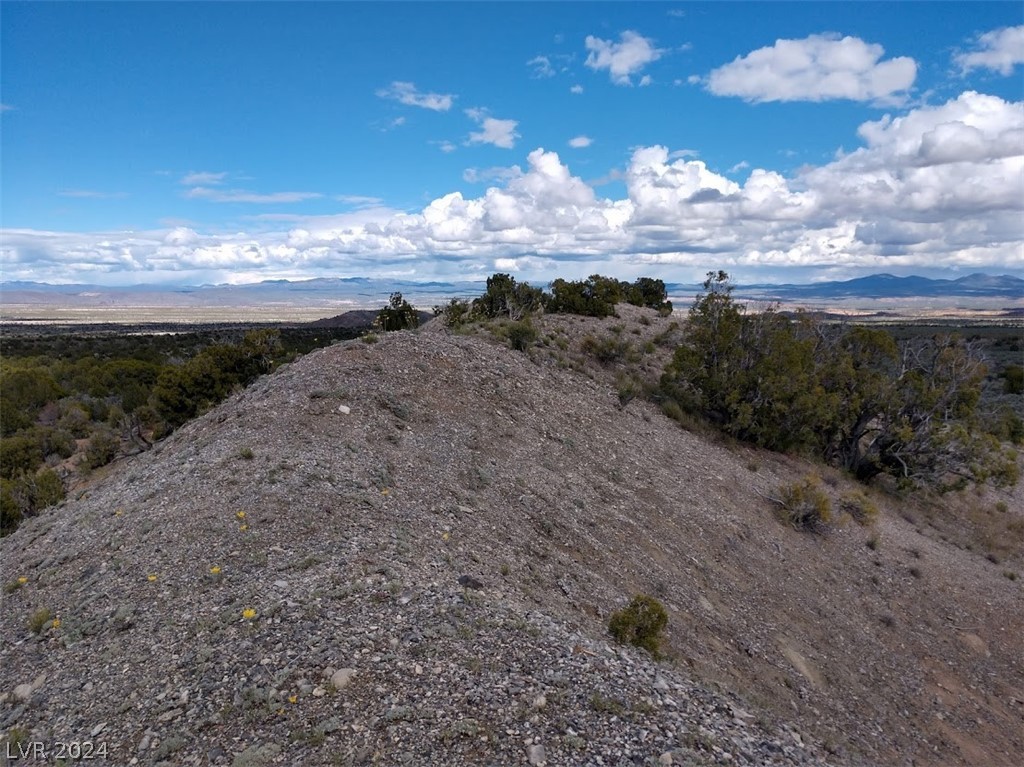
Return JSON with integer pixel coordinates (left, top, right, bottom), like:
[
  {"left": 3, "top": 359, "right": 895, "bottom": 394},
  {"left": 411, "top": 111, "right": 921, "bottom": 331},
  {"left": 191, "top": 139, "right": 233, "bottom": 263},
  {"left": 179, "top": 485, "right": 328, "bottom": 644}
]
[
  {"left": 335, "top": 195, "right": 384, "bottom": 208},
  {"left": 376, "top": 81, "right": 455, "bottom": 111},
  {"left": 729, "top": 161, "right": 750, "bottom": 174},
  {"left": 58, "top": 189, "right": 127, "bottom": 199},
  {"left": 463, "top": 166, "right": 523, "bottom": 184},
  {"left": 955, "top": 25, "right": 1024, "bottom": 75},
  {"left": 437, "top": 141, "right": 457, "bottom": 153},
  {"left": 707, "top": 34, "right": 917, "bottom": 103},
  {"left": 639, "top": 75, "right": 653, "bottom": 87},
  {"left": 585, "top": 30, "right": 663, "bottom": 85},
  {"left": 6, "top": 93, "right": 1021, "bottom": 284},
  {"left": 802, "top": 91, "right": 1024, "bottom": 219},
  {"left": 466, "top": 110, "right": 520, "bottom": 149},
  {"left": 527, "top": 55, "right": 555, "bottom": 78},
  {"left": 568, "top": 135, "right": 593, "bottom": 149},
  {"left": 0, "top": 103, "right": 15, "bottom": 112},
  {"left": 570, "top": 84, "right": 584, "bottom": 94},
  {"left": 185, "top": 187, "right": 323, "bottom": 203},
  {"left": 181, "top": 171, "right": 228, "bottom": 185}
]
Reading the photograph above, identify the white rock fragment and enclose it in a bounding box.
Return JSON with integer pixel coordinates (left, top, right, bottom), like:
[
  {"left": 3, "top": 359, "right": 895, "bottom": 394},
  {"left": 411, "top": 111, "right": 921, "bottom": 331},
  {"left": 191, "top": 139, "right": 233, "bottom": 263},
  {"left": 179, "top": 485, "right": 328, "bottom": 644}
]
[
  {"left": 13, "top": 683, "right": 33, "bottom": 702},
  {"left": 331, "top": 668, "right": 356, "bottom": 691},
  {"left": 338, "top": 404, "right": 351, "bottom": 415},
  {"left": 659, "top": 752, "right": 673, "bottom": 765},
  {"left": 527, "top": 743, "right": 546, "bottom": 765}
]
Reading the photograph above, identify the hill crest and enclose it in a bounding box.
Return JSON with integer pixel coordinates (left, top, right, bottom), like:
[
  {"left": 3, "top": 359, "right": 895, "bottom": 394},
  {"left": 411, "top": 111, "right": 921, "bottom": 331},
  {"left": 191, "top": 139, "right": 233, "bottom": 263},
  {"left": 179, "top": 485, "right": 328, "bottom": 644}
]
[{"left": 2, "top": 309, "right": 1021, "bottom": 766}]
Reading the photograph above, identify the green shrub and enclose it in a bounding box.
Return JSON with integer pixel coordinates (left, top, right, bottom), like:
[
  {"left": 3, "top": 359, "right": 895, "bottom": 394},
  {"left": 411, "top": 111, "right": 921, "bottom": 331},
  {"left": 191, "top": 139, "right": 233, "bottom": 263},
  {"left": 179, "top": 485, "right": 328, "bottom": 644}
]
[
  {"left": 506, "top": 320, "right": 538, "bottom": 351},
  {"left": 608, "top": 594, "right": 668, "bottom": 657},
  {"left": 473, "top": 274, "right": 545, "bottom": 320},
  {"left": 777, "top": 475, "right": 832, "bottom": 532},
  {"left": 1003, "top": 364, "right": 1023, "bottom": 395},
  {"left": 581, "top": 335, "right": 632, "bottom": 365},
  {"left": 617, "top": 376, "right": 642, "bottom": 407},
  {"left": 0, "top": 434, "right": 44, "bottom": 480},
  {"left": 375, "top": 292, "right": 419, "bottom": 332},
  {"left": 839, "top": 490, "right": 879, "bottom": 526},
  {"left": 83, "top": 429, "right": 119, "bottom": 470},
  {"left": 28, "top": 607, "right": 52, "bottom": 634},
  {"left": 661, "top": 399, "right": 684, "bottom": 423},
  {"left": 1, "top": 468, "right": 66, "bottom": 537},
  {"left": 33, "top": 468, "right": 64, "bottom": 509}
]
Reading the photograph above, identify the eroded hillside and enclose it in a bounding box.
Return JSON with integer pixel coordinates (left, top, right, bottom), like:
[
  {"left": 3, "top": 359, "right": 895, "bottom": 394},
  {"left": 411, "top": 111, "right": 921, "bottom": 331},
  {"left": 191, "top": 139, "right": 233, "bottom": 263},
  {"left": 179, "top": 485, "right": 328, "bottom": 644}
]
[{"left": 2, "top": 309, "right": 1021, "bottom": 767}]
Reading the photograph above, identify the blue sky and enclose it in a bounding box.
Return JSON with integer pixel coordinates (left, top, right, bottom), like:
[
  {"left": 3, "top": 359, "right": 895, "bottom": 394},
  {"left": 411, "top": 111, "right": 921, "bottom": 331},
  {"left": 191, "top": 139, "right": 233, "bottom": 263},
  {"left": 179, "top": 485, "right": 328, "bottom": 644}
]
[{"left": 1, "top": 2, "right": 1022, "bottom": 286}]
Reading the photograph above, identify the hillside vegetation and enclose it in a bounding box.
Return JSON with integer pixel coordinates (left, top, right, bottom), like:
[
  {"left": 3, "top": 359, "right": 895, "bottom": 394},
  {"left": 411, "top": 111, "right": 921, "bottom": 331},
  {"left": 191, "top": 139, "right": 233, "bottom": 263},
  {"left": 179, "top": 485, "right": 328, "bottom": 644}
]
[{"left": 1, "top": 278, "right": 1022, "bottom": 767}]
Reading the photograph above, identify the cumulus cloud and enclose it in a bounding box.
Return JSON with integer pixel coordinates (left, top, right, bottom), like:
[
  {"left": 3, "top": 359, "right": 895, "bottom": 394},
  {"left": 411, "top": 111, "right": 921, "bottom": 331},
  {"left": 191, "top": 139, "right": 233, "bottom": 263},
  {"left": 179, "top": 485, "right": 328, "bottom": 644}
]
[
  {"left": 466, "top": 109, "right": 520, "bottom": 149},
  {"left": 568, "top": 135, "right": 593, "bottom": 148},
  {"left": 5, "top": 92, "right": 1021, "bottom": 284},
  {"left": 376, "top": 81, "right": 455, "bottom": 111},
  {"left": 585, "top": 31, "right": 663, "bottom": 85},
  {"left": 955, "top": 25, "right": 1024, "bottom": 75},
  {"left": 708, "top": 34, "right": 917, "bottom": 103},
  {"left": 802, "top": 91, "right": 1024, "bottom": 220},
  {"left": 570, "top": 84, "right": 584, "bottom": 94}
]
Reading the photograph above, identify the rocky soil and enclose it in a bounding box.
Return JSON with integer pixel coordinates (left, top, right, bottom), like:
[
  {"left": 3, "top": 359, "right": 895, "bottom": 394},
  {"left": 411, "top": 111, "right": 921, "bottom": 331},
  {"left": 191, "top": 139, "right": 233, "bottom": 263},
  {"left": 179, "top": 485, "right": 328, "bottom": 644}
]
[{"left": 2, "top": 307, "right": 1022, "bottom": 767}]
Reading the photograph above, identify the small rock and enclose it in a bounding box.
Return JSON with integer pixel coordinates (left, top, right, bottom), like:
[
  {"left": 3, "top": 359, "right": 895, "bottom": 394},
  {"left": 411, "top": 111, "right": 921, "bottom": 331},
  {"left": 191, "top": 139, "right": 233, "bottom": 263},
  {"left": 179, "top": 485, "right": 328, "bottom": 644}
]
[
  {"left": 312, "top": 686, "right": 327, "bottom": 697},
  {"left": 338, "top": 405, "right": 351, "bottom": 415},
  {"left": 659, "top": 752, "right": 673, "bottom": 766},
  {"left": 273, "top": 580, "right": 289, "bottom": 590},
  {"left": 91, "top": 722, "right": 107, "bottom": 737},
  {"left": 527, "top": 743, "right": 546, "bottom": 765},
  {"left": 653, "top": 676, "right": 670, "bottom": 692},
  {"left": 532, "top": 694, "right": 547, "bottom": 710},
  {"left": 458, "top": 574, "right": 484, "bottom": 590},
  {"left": 331, "top": 668, "right": 356, "bottom": 691},
  {"left": 13, "top": 684, "right": 33, "bottom": 702},
  {"left": 157, "top": 707, "right": 182, "bottom": 723}
]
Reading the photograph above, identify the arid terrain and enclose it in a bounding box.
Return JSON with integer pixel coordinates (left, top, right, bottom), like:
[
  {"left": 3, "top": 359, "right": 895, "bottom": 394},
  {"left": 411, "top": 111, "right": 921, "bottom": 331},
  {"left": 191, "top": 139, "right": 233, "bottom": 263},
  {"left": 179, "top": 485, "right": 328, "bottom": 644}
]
[{"left": 1, "top": 306, "right": 1022, "bottom": 767}]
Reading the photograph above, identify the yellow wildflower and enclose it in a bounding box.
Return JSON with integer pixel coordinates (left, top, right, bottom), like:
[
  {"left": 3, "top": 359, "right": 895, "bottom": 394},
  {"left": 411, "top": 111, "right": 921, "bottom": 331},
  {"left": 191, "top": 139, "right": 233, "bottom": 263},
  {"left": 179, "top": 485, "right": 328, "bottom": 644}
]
[
  {"left": 114, "top": 508, "right": 123, "bottom": 516},
  {"left": 147, "top": 574, "right": 157, "bottom": 582},
  {"left": 51, "top": 617, "right": 60, "bottom": 629},
  {"left": 17, "top": 576, "right": 28, "bottom": 585},
  {"left": 236, "top": 511, "right": 246, "bottom": 519},
  {"left": 381, "top": 488, "right": 390, "bottom": 496},
  {"left": 441, "top": 532, "right": 450, "bottom": 541},
  {"left": 239, "top": 524, "right": 249, "bottom": 532},
  {"left": 288, "top": 694, "right": 298, "bottom": 704},
  {"left": 210, "top": 565, "right": 222, "bottom": 575},
  {"left": 242, "top": 608, "right": 257, "bottom": 620}
]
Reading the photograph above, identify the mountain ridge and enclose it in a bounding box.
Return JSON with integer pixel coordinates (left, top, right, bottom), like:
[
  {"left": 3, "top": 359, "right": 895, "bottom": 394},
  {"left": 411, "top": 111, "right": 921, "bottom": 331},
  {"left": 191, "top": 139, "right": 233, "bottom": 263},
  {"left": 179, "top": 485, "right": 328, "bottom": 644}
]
[
  {"left": 2, "top": 272, "right": 1022, "bottom": 308},
  {"left": 2, "top": 306, "right": 1021, "bottom": 766}
]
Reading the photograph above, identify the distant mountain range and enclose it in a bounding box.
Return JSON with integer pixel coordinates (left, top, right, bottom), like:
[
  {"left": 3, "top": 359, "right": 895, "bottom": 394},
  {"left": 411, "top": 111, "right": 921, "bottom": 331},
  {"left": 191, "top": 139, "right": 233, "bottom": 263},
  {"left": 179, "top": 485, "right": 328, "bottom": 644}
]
[
  {"left": 732, "top": 273, "right": 1024, "bottom": 300},
  {"left": 1, "top": 273, "right": 1021, "bottom": 313}
]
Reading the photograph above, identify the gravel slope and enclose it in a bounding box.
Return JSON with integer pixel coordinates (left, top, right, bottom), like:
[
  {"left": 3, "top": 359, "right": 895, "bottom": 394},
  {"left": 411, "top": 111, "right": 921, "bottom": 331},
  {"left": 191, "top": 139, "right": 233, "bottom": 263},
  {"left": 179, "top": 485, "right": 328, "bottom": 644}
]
[{"left": 2, "top": 311, "right": 1021, "bottom": 767}]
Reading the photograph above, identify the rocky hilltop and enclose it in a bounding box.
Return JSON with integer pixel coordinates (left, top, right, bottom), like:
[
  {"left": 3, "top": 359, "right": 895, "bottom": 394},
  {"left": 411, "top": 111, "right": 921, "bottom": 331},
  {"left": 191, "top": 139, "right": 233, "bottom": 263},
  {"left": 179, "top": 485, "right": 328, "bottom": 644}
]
[{"left": 2, "top": 308, "right": 1021, "bottom": 767}]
